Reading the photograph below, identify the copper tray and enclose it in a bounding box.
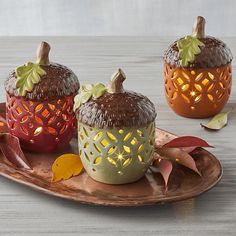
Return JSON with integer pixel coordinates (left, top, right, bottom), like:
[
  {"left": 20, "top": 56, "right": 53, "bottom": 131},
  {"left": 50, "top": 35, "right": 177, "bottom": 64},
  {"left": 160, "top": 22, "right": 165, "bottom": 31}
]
[{"left": 0, "top": 103, "right": 222, "bottom": 206}]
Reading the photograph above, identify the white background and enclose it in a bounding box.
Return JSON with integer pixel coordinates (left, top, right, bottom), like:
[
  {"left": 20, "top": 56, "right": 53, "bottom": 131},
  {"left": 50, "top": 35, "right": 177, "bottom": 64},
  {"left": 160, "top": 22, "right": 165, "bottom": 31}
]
[{"left": 0, "top": 0, "right": 235, "bottom": 36}]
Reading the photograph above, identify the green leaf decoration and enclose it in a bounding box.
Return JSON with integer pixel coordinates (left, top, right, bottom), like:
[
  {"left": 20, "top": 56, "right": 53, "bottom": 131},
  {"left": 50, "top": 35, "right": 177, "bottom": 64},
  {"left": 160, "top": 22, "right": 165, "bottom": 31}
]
[
  {"left": 201, "top": 111, "right": 231, "bottom": 130},
  {"left": 177, "top": 36, "right": 204, "bottom": 67},
  {"left": 73, "top": 83, "right": 107, "bottom": 111},
  {"left": 93, "top": 83, "right": 107, "bottom": 98},
  {"left": 15, "top": 62, "right": 46, "bottom": 96}
]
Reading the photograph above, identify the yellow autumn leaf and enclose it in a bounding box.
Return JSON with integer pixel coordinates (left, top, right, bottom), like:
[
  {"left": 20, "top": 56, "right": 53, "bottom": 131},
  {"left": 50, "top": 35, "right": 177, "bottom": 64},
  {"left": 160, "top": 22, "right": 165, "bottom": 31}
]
[{"left": 52, "top": 154, "right": 83, "bottom": 182}]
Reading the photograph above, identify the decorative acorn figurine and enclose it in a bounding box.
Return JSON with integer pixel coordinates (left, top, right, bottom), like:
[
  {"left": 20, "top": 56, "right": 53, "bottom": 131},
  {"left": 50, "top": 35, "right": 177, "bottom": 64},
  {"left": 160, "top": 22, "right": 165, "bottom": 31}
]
[
  {"left": 164, "top": 16, "right": 233, "bottom": 118},
  {"left": 74, "top": 69, "right": 156, "bottom": 184},
  {"left": 5, "top": 42, "right": 80, "bottom": 152}
]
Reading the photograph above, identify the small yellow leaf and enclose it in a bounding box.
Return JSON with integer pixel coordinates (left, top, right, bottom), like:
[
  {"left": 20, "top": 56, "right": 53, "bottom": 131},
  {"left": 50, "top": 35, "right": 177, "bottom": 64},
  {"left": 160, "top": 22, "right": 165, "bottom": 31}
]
[
  {"left": 52, "top": 154, "right": 83, "bottom": 182},
  {"left": 201, "top": 111, "right": 231, "bottom": 130}
]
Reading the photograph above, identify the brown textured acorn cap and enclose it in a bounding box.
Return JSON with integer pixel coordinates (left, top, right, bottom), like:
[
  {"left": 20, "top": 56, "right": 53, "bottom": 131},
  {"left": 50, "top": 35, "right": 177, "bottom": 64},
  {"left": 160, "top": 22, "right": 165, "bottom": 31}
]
[
  {"left": 76, "top": 69, "right": 157, "bottom": 128},
  {"left": 164, "top": 16, "right": 233, "bottom": 68},
  {"left": 4, "top": 42, "right": 80, "bottom": 101}
]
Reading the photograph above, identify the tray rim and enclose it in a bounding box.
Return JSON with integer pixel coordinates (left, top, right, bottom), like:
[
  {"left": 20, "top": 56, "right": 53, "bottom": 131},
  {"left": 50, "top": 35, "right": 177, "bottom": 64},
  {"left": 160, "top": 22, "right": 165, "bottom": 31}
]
[
  {"left": 0, "top": 102, "right": 223, "bottom": 206},
  {"left": 0, "top": 128, "right": 223, "bottom": 207}
]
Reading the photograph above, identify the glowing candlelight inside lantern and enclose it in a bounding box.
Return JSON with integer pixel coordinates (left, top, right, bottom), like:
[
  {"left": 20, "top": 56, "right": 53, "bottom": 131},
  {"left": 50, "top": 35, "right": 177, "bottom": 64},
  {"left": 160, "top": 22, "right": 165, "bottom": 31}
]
[
  {"left": 5, "top": 42, "right": 80, "bottom": 152},
  {"left": 190, "top": 91, "right": 196, "bottom": 97},
  {"left": 164, "top": 16, "right": 232, "bottom": 118},
  {"left": 6, "top": 95, "right": 78, "bottom": 152},
  {"left": 74, "top": 69, "right": 156, "bottom": 184}
]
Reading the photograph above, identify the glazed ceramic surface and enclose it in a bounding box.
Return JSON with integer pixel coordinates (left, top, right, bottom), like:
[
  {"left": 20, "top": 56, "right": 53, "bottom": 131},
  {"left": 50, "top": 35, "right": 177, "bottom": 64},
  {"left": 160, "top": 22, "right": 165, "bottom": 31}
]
[
  {"left": 164, "top": 63, "right": 232, "bottom": 118},
  {"left": 78, "top": 122, "right": 155, "bottom": 184},
  {"left": 0, "top": 102, "right": 222, "bottom": 206},
  {"left": 6, "top": 94, "right": 76, "bottom": 152}
]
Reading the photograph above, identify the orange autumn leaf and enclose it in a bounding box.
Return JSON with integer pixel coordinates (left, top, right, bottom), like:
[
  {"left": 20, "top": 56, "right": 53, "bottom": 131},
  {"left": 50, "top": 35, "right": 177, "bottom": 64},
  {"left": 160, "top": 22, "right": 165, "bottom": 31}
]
[{"left": 52, "top": 154, "right": 83, "bottom": 182}]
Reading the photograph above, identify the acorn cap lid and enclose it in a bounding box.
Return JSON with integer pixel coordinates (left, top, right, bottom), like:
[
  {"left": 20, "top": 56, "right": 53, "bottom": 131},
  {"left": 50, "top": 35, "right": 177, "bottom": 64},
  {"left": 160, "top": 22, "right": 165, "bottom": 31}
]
[
  {"left": 76, "top": 69, "right": 156, "bottom": 128},
  {"left": 164, "top": 16, "right": 233, "bottom": 68},
  {"left": 5, "top": 41, "right": 79, "bottom": 101}
]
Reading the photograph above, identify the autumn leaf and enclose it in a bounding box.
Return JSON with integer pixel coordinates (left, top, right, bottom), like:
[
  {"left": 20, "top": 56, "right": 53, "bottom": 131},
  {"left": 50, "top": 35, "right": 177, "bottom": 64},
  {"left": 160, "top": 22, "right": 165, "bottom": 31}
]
[
  {"left": 153, "top": 158, "right": 173, "bottom": 188},
  {"left": 163, "top": 136, "right": 213, "bottom": 148},
  {"left": 152, "top": 135, "right": 212, "bottom": 186},
  {"left": 180, "top": 146, "right": 200, "bottom": 154},
  {"left": 156, "top": 147, "right": 201, "bottom": 176},
  {"left": 52, "top": 154, "right": 83, "bottom": 182},
  {"left": 201, "top": 111, "right": 231, "bottom": 130},
  {"left": 15, "top": 62, "right": 46, "bottom": 96},
  {"left": 0, "top": 133, "right": 31, "bottom": 169},
  {"left": 0, "top": 115, "right": 8, "bottom": 133},
  {"left": 73, "top": 83, "right": 107, "bottom": 111},
  {"left": 177, "top": 36, "right": 204, "bottom": 67}
]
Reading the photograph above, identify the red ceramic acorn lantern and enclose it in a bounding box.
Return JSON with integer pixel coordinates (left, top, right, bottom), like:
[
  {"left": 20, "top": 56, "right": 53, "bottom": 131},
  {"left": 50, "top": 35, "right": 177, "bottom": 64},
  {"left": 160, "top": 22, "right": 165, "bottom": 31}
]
[
  {"left": 164, "top": 16, "right": 233, "bottom": 118},
  {"left": 4, "top": 42, "right": 80, "bottom": 152}
]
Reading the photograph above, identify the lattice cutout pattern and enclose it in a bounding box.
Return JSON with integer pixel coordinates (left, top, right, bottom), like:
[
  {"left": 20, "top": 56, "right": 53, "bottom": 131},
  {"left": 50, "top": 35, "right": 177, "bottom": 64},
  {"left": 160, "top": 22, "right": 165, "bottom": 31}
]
[
  {"left": 78, "top": 122, "right": 155, "bottom": 184},
  {"left": 164, "top": 63, "right": 232, "bottom": 118},
  {"left": 6, "top": 94, "right": 76, "bottom": 152}
]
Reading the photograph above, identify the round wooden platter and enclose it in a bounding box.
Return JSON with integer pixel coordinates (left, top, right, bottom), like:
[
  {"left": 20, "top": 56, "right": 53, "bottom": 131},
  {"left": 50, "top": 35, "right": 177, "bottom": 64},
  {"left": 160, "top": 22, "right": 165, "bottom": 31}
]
[{"left": 0, "top": 104, "right": 222, "bottom": 207}]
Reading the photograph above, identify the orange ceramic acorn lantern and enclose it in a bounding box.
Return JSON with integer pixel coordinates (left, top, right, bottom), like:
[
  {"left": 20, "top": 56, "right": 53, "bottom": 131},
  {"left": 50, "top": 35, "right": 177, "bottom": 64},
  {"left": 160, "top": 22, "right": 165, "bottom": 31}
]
[
  {"left": 164, "top": 16, "right": 233, "bottom": 118},
  {"left": 4, "top": 42, "right": 80, "bottom": 152}
]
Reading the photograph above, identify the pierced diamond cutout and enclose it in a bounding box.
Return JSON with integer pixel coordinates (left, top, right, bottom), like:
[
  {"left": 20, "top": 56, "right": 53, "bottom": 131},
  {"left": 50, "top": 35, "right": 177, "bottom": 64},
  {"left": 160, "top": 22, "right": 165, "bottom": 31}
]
[
  {"left": 131, "top": 137, "right": 138, "bottom": 146},
  {"left": 101, "top": 138, "right": 109, "bottom": 147},
  {"left": 41, "top": 109, "right": 50, "bottom": 118}
]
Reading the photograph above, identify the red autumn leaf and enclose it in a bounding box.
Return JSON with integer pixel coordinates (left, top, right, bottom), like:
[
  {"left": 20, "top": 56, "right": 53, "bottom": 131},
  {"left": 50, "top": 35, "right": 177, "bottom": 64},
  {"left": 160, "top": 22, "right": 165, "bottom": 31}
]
[
  {"left": 181, "top": 146, "right": 198, "bottom": 154},
  {"left": 152, "top": 135, "right": 211, "bottom": 187},
  {"left": 156, "top": 147, "right": 201, "bottom": 176},
  {"left": 0, "top": 109, "right": 6, "bottom": 120},
  {"left": 0, "top": 115, "right": 8, "bottom": 133},
  {"left": 0, "top": 133, "right": 31, "bottom": 169},
  {"left": 153, "top": 158, "right": 173, "bottom": 188},
  {"left": 163, "top": 136, "right": 213, "bottom": 148}
]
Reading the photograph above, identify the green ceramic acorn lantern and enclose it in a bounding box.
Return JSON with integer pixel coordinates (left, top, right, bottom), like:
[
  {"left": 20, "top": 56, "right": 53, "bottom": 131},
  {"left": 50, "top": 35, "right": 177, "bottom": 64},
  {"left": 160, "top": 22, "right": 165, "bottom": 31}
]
[{"left": 74, "top": 69, "right": 156, "bottom": 184}]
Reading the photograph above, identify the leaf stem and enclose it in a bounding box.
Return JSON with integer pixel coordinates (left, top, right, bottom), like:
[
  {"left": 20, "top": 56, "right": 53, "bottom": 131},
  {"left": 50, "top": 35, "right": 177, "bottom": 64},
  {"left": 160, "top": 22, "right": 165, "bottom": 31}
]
[
  {"left": 108, "top": 68, "right": 126, "bottom": 93},
  {"left": 36, "top": 41, "right": 51, "bottom": 65},
  {"left": 192, "top": 16, "right": 205, "bottom": 38}
]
